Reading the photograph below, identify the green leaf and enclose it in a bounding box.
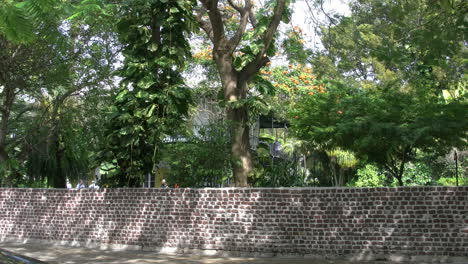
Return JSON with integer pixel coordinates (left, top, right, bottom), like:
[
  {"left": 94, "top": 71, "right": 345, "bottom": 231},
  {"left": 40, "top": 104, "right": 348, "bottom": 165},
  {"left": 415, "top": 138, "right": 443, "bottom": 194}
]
[
  {"left": 115, "top": 90, "right": 128, "bottom": 102},
  {"left": 137, "top": 77, "right": 155, "bottom": 89},
  {"left": 149, "top": 43, "right": 158, "bottom": 52},
  {"left": 146, "top": 104, "right": 157, "bottom": 117},
  {"left": 136, "top": 90, "right": 149, "bottom": 98}
]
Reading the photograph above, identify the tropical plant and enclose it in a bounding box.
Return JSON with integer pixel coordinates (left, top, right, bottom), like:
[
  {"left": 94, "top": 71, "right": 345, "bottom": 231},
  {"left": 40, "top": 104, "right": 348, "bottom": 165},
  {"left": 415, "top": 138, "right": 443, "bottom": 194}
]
[
  {"left": 161, "top": 121, "right": 232, "bottom": 187},
  {"left": 351, "top": 164, "right": 386, "bottom": 187},
  {"left": 291, "top": 83, "right": 467, "bottom": 185},
  {"left": 0, "top": 0, "right": 57, "bottom": 44},
  {"left": 98, "top": 0, "right": 195, "bottom": 186},
  {"left": 291, "top": 0, "right": 468, "bottom": 186},
  {"left": 0, "top": 0, "right": 120, "bottom": 187}
]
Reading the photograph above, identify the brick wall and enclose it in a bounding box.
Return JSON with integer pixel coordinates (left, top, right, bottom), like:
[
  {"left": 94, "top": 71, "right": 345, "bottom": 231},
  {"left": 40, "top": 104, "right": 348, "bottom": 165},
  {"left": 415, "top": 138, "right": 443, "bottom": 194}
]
[{"left": 0, "top": 187, "right": 467, "bottom": 259}]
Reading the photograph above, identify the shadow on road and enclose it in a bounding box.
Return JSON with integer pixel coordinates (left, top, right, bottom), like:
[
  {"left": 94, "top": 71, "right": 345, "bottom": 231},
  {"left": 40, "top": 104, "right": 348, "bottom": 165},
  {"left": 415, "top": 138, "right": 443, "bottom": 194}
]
[{"left": 0, "top": 242, "right": 428, "bottom": 264}]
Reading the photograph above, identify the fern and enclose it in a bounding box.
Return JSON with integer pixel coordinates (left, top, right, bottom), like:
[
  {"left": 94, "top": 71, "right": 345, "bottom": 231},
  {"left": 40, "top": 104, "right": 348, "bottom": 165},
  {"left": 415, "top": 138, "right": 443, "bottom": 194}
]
[
  {"left": 0, "top": 0, "right": 57, "bottom": 44},
  {"left": 0, "top": 1, "right": 34, "bottom": 43}
]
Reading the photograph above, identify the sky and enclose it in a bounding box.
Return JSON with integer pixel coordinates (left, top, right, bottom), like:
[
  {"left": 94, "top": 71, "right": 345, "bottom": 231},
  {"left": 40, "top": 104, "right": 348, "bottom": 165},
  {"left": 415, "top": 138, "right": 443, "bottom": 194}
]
[{"left": 291, "top": 0, "right": 351, "bottom": 50}]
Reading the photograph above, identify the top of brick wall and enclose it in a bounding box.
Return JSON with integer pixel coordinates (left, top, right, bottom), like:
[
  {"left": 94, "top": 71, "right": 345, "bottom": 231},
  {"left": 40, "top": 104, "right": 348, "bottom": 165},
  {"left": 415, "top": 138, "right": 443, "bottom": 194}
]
[{"left": 1, "top": 186, "right": 467, "bottom": 191}]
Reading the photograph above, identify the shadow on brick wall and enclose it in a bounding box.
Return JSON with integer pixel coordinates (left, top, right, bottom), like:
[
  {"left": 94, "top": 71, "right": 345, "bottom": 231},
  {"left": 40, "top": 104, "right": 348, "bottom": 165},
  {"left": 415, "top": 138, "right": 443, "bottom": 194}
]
[{"left": 0, "top": 187, "right": 467, "bottom": 260}]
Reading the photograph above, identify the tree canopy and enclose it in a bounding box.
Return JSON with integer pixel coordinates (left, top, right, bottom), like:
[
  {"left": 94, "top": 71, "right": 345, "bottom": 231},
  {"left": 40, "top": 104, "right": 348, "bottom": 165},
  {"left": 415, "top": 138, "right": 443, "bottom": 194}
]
[{"left": 0, "top": 0, "right": 466, "bottom": 188}]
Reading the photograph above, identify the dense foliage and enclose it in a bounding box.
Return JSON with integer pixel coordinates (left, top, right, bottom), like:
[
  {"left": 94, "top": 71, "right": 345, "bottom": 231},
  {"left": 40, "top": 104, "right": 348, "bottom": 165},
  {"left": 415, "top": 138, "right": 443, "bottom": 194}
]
[
  {"left": 0, "top": 0, "right": 466, "bottom": 187},
  {"left": 291, "top": 84, "right": 467, "bottom": 185},
  {"left": 161, "top": 121, "right": 232, "bottom": 187},
  {"left": 293, "top": 0, "right": 467, "bottom": 186},
  {"left": 98, "top": 0, "right": 195, "bottom": 186}
]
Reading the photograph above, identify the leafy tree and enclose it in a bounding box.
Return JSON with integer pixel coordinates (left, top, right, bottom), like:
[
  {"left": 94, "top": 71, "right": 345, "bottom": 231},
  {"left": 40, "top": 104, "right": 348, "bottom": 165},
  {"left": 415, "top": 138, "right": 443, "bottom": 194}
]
[
  {"left": 259, "top": 64, "right": 325, "bottom": 120},
  {"left": 351, "top": 164, "right": 386, "bottom": 187},
  {"left": 102, "top": 0, "right": 295, "bottom": 187},
  {"left": 291, "top": 0, "right": 468, "bottom": 186},
  {"left": 251, "top": 157, "right": 309, "bottom": 187},
  {"left": 438, "top": 176, "right": 468, "bottom": 186},
  {"left": 161, "top": 121, "right": 232, "bottom": 187},
  {"left": 0, "top": 0, "right": 120, "bottom": 187},
  {"left": 99, "top": 0, "right": 194, "bottom": 186},
  {"left": 291, "top": 84, "right": 467, "bottom": 186},
  {"left": 326, "top": 148, "right": 358, "bottom": 186},
  {"left": 314, "top": 0, "right": 466, "bottom": 93},
  {"left": 351, "top": 161, "right": 436, "bottom": 187},
  {"left": 417, "top": 149, "right": 468, "bottom": 186},
  {"left": 0, "top": 0, "right": 61, "bottom": 185},
  {"left": 193, "top": 0, "right": 291, "bottom": 186},
  {"left": 402, "top": 162, "right": 433, "bottom": 186},
  {"left": 0, "top": 0, "right": 57, "bottom": 44},
  {"left": 22, "top": 96, "right": 91, "bottom": 188},
  {"left": 253, "top": 63, "right": 358, "bottom": 186},
  {"left": 249, "top": 130, "right": 309, "bottom": 187}
]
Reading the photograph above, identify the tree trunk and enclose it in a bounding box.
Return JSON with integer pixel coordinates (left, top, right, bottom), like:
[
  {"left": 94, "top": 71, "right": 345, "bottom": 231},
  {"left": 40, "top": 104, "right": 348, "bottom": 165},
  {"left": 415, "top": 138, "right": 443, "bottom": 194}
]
[
  {"left": 0, "top": 147, "right": 9, "bottom": 187},
  {"left": 196, "top": 0, "right": 288, "bottom": 186},
  {"left": 396, "top": 175, "right": 404, "bottom": 186},
  {"left": 228, "top": 105, "right": 253, "bottom": 187},
  {"left": 52, "top": 135, "right": 67, "bottom": 188},
  {"left": 386, "top": 159, "right": 406, "bottom": 186},
  {"left": 0, "top": 83, "right": 16, "bottom": 187},
  {"left": 395, "top": 147, "right": 410, "bottom": 186},
  {"left": 214, "top": 53, "right": 252, "bottom": 186}
]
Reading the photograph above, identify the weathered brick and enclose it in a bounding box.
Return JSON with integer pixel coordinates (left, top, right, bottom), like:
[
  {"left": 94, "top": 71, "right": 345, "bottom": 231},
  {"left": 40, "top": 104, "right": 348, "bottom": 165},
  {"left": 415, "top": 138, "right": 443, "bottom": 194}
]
[{"left": 0, "top": 187, "right": 466, "bottom": 258}]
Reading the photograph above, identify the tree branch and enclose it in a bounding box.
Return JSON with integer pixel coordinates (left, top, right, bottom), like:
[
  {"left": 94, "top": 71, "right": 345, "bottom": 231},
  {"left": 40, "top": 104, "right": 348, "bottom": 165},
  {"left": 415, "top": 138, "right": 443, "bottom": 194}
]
[
  {"left": 200, "top": 0, "right": 226, "bottom": 50},
  {"left": 195, "top": 6, "right": 215, "bottom": 42},
  {"left": 397, "top": 145, "right": 412, "bottom": 179},
  {"left": 227, "top": 0, "right": 243, "bottom": 13},
  {"left": 241, "top": 0, "right": 287, "bottom": 78},
  {"left": 227, "top": 1, "right": 252, "bottom": 53},
  {"left": 249, "top": 8, "right": 258, "bottom": 27}
]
